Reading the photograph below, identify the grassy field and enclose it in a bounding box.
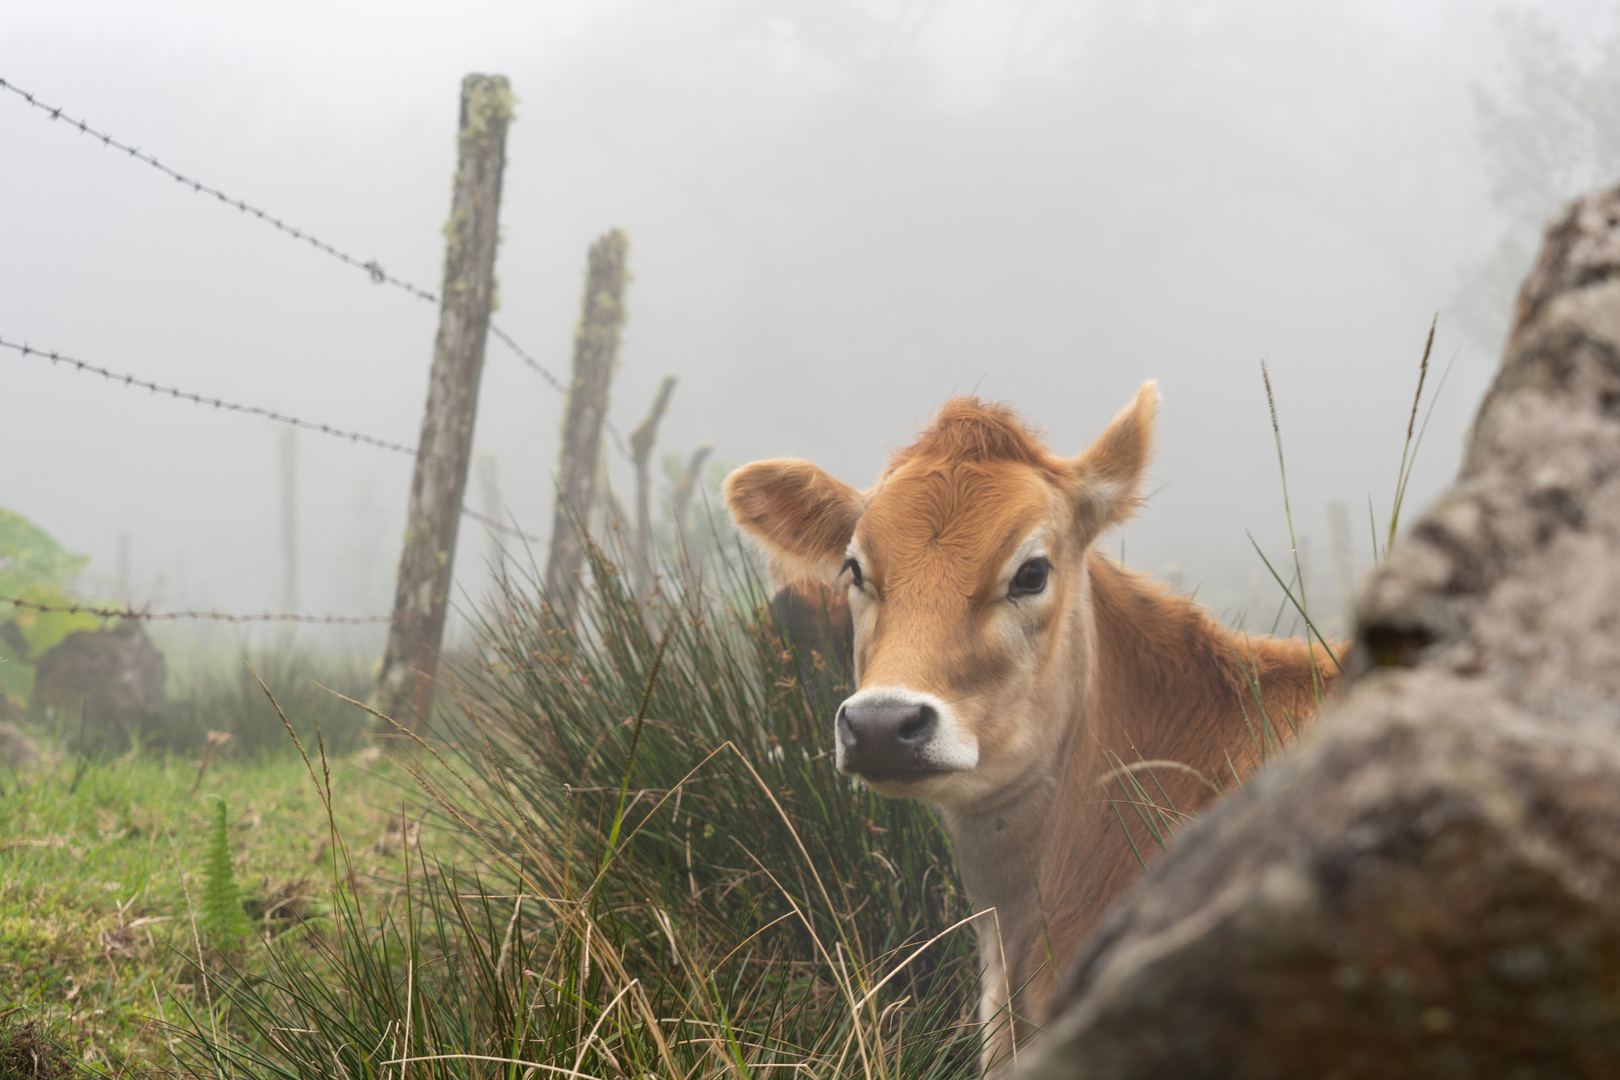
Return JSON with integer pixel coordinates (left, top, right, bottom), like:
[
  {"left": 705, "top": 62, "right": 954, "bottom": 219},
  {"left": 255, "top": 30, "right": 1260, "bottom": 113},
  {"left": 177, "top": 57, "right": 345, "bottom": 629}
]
[
  {"left": 0, "top": 726, "right": 444, "bottom": 1070},
  {"left": 0, "top": 550, "right": 986, "bottom": 1080}
]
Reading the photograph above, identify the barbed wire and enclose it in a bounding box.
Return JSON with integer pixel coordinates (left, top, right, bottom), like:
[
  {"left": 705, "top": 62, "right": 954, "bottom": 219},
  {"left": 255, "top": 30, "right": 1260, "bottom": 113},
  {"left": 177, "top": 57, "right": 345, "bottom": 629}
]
[
  {"left": 487, "top": 323, "right": 565, "bottom": 395},
  {"left": 486, "top": 323, "right": 630, "bottom": 461},
  {"left": 0, "top": 335, "right": 418, "bottom": 455},
  {"left": 1, "top": 595, "right": 391, "bottom": 624},
  {"left": 460, "top": 506, "right": 545, "bottom": 544},
  {"left": 3, "top": 333, "right": 550, "bottom": 543},
  {"left": 1, "top": 75, "right": 634, "bottom": 460},
  {"left": 0, "top": 77, "right": 438, "bottom": 304}
]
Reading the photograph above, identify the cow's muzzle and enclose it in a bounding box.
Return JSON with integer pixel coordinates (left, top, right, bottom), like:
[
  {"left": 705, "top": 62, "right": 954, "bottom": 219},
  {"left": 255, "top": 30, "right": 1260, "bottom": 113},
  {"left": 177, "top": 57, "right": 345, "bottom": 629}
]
[{"left": 836, "top": 696, "right": 941, "bottom": 780}]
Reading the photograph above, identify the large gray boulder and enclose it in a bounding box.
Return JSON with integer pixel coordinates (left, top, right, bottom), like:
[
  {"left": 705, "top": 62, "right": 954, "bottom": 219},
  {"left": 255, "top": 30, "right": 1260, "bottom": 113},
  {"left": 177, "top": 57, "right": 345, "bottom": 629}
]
[{"left": 1018, "top": 183, "right": 1620, "bottom": 1079}]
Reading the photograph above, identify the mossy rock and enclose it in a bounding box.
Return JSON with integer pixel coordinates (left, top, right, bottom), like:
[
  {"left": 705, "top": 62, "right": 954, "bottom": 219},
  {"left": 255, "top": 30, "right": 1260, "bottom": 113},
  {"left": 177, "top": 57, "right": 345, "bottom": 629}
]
[{"left": 29, "top": 620, "right": 167, "bottom": 752}]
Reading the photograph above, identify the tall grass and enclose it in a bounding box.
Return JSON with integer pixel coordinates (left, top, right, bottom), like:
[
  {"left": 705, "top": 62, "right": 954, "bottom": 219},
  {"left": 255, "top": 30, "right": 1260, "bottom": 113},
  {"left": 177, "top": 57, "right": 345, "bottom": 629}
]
[
  {"left": 162, "top": 648, "right": 374, "bottom": 758},
  {"left": 167, "top": 535, "right": 985, "bottom": 1080},
  {"left": 1108, "top": 328, "right": 1453, "bottom": 861},
  {"left": 39, "top": 645, "right": 375, "bottom": 759},
  {"left": 1249, "top": 323, "right": 1451, "bottom": 658}
]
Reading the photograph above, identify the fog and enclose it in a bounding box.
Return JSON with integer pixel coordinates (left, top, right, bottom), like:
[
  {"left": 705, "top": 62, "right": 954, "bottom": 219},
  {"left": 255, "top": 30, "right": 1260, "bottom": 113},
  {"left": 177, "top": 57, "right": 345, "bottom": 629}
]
[{"left": 2, "top": 0, "right": 1614, "bottom": 651}]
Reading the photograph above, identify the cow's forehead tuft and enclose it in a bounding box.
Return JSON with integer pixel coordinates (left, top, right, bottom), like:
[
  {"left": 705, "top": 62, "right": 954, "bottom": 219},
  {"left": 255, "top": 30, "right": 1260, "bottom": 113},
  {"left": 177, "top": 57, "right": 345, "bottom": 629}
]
[{"left": 887, "top": 396, "right": 1068, "bottom": 477}]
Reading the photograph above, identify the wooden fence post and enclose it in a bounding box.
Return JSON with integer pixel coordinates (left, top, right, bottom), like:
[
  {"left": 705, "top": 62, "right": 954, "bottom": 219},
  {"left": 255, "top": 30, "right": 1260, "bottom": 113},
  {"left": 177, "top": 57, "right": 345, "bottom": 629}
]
[
  {"left": 672, "top": 445, "right": 714, "bottom": 536},
  {"left": 542, "top": 229, "right": 630, "bottom": 629},
  {"left": 376, "top": 74, "right": 512, "bottom": 729},
  {"left": 630, "top": 375, "right": 677, "bottom": 602},
  {"left": 672, "top": 443, "right": 713, "bottom": 601}
]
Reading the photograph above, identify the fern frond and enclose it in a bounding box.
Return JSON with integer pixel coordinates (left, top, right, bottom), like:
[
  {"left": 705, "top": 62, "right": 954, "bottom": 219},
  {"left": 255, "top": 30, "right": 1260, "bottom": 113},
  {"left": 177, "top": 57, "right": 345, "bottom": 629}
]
[{"left": 198, "top": 794, "right": 252, "bottom": 945}]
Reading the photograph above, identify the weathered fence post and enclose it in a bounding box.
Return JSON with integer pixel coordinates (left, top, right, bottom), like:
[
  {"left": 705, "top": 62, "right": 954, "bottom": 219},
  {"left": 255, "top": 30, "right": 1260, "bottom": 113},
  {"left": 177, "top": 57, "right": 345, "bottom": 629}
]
[
  {"left": 630, "top": 375, "right": 677, "bottom": 602},
  {"left": 542, "top": 229, "right": 629, "bottom": 629},
  {"left": 671, "top": 443, "right": 714, "bottom": 600},
  {"left": 376, "top": 74, "right": 512, "bottom": 729},
  {"left": 672, "top": 444, "right": 714, "bottom": 539}
]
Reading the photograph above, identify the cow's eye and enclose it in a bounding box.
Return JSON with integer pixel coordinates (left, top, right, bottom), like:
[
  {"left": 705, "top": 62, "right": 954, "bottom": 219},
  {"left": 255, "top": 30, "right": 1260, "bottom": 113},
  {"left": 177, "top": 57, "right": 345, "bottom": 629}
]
[
  {"left": 842, "top": 557, "right": 865, "bottom": 590},
  {"left": 1010, "top": 557, "right": 1050, "bottom": 598}
]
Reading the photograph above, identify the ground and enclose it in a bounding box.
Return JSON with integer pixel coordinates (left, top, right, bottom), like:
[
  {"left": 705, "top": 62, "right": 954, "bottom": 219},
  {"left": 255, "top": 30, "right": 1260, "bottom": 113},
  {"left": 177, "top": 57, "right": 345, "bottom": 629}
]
[{"left": 0, "top": 740, "right": 452, "bottom": 1071}]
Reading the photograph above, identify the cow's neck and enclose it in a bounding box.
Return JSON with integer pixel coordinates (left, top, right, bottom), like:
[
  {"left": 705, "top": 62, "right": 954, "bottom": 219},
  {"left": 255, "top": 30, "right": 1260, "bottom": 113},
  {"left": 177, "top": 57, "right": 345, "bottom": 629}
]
[
  {"left": 940, "top": 552, "right": 1243, "bottom": 893},
  {"left": 936, "top": 551, "right": 1259, "bottom": 1052}
]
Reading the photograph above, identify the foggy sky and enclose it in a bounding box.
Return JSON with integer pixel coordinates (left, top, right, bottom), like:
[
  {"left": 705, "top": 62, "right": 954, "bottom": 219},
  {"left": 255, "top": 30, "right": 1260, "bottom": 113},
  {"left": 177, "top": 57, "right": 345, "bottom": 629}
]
[{"left": 1, "top": 0, "right": 1610, "bottom": 652}]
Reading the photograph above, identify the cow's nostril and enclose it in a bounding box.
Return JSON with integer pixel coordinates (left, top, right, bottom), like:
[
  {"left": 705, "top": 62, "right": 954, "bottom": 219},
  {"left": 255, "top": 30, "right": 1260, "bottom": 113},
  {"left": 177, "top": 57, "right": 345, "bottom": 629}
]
[
  {"left": 897, "top": 705, "right": 937, "bottom": 745},
  {"left": 836, "top": 706, "right": 858, "bottom": 749}
]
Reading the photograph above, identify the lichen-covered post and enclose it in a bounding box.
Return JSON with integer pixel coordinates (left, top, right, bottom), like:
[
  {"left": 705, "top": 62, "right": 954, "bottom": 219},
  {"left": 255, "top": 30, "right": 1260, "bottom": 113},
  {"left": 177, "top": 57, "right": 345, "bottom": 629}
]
[
  {"left": 542, "top": 229, "right": 630, "bottom": 630},
  {"left": 630, "top": 375, "right": 677, "bottom": 603},
  {"left": 671, "top": 443, "right": 713, "bottom": 599},
  {"left": 376, "top": 74, "right": 512, "bottom": 730}
]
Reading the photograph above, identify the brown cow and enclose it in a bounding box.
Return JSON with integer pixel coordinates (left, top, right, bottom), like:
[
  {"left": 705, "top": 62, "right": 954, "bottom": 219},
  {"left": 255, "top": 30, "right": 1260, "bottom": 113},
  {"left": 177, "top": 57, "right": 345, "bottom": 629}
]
[{"left": 725, "top": 386, "right": 1340, "bottom": 1071}]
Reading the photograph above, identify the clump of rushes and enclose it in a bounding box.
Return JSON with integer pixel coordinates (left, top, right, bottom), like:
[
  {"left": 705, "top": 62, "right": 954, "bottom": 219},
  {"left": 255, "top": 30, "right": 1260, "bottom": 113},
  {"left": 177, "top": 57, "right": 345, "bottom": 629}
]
[{"left": 170, "top": 530, "right": 986, "bottom": 1080}]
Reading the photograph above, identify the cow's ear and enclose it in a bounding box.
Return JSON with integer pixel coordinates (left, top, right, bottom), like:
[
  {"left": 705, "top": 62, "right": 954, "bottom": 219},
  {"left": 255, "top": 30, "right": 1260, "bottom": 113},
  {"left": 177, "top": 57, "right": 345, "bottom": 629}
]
[
  {"left": 725, "top": 459, "right": 863, "bottom": 580},
  {"left": 1067, "top": 381, "right": 1159, "bottom": 533}
]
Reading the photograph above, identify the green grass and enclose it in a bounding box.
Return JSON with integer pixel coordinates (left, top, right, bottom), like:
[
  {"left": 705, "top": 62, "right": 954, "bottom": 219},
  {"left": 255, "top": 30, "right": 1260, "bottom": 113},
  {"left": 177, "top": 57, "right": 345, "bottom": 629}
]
[{"left": 0, "top": 737, "right": 437, "bottom": 1071}]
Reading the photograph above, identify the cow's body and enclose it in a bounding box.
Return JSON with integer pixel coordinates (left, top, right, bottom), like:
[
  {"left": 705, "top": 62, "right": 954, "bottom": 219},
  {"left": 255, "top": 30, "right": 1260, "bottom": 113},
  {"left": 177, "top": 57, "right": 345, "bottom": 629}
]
[
  {"left": 726, "top": 388, "right": 1339, "bottom": 1071},
  {"left": 767, "top": 579, "right": 854, "bottom": 699}
]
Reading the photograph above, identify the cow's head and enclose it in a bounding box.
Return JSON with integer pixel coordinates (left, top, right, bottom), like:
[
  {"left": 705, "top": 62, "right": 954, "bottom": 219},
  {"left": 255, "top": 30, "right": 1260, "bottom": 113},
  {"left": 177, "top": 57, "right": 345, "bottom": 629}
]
[{"left": 725, "top": 385, "right": 1158, "bottom": 808}]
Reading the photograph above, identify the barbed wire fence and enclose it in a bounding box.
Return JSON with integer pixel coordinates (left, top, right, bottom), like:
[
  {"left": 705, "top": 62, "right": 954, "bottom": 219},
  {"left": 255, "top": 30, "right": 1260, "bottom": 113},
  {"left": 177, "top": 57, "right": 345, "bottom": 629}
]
[
  {"left": 457, "top": 506, "right": 544, "bottom": 545},
  {"left": 1, "top": 596, "right": 392, "bottom": 625},
  {"left": 0, "top": 75, "right": 579, "bottom": 624},
  {"left": 0, "top": 335, "right": 548, "bottom": 546},
  {"left": 0, "top": 336, "right": 418, "bottom": 455},
  {"left": 0, "top": 75, "right": 631, "bottom": 458}
]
